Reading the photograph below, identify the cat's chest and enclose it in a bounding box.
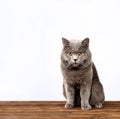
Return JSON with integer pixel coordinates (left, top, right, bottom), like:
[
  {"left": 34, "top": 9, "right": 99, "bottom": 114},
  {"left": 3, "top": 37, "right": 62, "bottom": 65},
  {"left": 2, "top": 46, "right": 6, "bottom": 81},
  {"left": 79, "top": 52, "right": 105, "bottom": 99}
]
[{"left": 64, "top": 71, "right": 84, "bottom": 85}]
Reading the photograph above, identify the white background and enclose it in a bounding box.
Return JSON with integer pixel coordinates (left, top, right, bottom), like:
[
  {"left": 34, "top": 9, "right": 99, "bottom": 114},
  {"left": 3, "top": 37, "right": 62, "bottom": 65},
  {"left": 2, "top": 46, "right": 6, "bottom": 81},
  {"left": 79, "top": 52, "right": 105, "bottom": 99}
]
[{"left": 0, "top": 0, "right": 120, "bottom": 101}]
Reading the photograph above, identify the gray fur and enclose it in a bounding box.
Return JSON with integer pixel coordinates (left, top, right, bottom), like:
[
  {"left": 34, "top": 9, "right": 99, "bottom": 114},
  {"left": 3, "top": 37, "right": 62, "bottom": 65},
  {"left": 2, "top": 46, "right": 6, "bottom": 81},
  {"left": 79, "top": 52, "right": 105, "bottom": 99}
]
[{"left": 61, "top": 37, "right": 105, "bottom": 110}]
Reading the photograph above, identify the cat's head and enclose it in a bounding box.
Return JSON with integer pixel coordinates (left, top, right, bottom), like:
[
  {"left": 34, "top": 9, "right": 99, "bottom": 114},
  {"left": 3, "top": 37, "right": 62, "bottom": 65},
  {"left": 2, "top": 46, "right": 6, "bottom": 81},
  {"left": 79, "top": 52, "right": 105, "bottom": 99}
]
[{"left": 61, "top": 37, "right": 91, "bottom": 70}]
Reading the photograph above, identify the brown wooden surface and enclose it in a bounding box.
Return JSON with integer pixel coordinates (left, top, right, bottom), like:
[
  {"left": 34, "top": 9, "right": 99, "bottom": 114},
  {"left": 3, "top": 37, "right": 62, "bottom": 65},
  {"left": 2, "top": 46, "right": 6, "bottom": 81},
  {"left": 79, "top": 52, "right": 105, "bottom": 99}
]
[{"left": 0, "top": 101, "right": 120, "bottom": 119}]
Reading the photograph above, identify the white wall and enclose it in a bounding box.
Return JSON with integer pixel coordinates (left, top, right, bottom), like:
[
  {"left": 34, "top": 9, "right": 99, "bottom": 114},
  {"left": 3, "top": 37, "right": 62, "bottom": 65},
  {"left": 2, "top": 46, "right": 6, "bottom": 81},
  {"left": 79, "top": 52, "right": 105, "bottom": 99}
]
[{"left": 0, "top": 0, "right": 120, "bottom": 101}]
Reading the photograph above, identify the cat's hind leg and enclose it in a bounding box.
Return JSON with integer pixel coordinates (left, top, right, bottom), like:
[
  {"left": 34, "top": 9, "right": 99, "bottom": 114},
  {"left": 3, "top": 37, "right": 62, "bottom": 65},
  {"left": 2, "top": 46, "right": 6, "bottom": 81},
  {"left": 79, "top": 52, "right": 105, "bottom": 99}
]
[
  {"left": 90, "top": 79, "right": 105, "bottom": 108},
  {"left": 90, "top": 63, "right": 105, "bottom": 108}
]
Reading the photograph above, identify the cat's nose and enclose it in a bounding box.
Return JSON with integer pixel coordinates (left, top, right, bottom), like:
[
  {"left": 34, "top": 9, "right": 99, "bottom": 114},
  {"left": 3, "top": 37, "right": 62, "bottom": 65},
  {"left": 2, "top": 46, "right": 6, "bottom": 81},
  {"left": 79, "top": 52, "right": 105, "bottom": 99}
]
[
  {"left": 74, "top": 59, "right": 78, "bottom": 62},
  {"left": 73, "top": 55, "right": 78, "bottom": 62}
]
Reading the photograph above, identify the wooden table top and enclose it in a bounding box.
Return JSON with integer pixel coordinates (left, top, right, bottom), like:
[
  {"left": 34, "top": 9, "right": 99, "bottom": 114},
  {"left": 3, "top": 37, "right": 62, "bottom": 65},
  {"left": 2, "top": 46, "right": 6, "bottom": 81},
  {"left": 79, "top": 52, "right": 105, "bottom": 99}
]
[{"left": 0, "top": 101, "right": 120, "bottom": 119}]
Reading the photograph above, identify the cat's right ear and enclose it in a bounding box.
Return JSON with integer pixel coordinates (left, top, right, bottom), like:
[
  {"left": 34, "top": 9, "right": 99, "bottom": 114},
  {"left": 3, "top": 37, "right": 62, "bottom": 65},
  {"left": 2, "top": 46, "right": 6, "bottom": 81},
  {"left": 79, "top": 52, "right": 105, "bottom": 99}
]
[{"left": 62, "top": 37, "right": 70, "bottom": 47}]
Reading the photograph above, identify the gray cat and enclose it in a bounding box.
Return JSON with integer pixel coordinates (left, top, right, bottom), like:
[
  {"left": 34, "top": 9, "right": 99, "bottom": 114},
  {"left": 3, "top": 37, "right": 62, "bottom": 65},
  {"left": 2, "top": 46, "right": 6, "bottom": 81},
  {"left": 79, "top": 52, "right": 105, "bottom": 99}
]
[{"left": 61, "top": 37, "right": 105, "bottom": 110}]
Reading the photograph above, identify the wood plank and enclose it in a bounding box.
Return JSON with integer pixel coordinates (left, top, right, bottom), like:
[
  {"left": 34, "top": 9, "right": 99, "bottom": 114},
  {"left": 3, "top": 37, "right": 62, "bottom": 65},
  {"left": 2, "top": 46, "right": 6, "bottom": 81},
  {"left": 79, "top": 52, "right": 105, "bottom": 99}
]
[{"left": 0, "top": 101, "right": 119, "bottom": 119}]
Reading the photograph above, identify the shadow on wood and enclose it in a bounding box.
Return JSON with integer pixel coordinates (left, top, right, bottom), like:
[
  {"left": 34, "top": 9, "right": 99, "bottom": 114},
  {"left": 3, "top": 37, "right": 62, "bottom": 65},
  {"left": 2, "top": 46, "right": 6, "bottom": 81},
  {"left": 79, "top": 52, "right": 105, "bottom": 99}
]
[{"left": 0, "top": 101, "right": 120, "bottom": 119}]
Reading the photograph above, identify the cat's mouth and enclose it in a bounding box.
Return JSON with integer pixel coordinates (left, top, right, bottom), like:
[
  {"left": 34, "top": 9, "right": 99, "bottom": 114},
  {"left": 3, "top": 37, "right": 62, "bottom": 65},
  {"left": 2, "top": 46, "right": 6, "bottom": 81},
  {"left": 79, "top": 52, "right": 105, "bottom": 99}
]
[
  {"left": 70, "top": 67, "right": 80, "bottom": 71},
  {"left": 68, "top": 63, "right": 82, "bottom": 70}
]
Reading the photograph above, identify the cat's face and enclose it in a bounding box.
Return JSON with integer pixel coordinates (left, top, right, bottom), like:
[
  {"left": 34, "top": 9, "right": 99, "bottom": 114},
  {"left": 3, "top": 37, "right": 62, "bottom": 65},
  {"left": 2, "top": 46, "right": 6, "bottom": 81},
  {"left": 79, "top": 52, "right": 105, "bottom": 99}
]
[{"left": 61, "top": 37, "right": 91, "bottom": 70}]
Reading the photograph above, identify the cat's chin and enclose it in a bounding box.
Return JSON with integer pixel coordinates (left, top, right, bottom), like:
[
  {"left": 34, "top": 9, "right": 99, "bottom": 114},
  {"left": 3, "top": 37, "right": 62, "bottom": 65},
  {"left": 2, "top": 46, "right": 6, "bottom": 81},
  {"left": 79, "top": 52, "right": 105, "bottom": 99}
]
[{"left": 72, "top": 63, "right": 79, "bottom": 67}]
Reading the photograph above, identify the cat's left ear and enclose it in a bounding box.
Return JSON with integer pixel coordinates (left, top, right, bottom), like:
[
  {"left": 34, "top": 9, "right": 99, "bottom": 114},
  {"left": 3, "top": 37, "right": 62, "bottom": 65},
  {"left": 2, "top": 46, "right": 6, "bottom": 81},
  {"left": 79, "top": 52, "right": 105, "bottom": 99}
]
[
  {"left": 62, "top": 37, "right": 70, "bottom": 47},
  {"left": 81, "top": 38, "right": 89, "bottom": 47}
]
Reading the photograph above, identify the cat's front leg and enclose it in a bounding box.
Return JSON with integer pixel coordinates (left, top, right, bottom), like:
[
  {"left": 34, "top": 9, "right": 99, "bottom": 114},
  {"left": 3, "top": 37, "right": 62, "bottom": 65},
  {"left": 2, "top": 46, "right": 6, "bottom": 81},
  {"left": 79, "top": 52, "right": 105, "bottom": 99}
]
[
  {"left": 80, "top": 82, "right": 92, "bottom": 110},
  {"left": 64, "top": 83, "right": 75, "bottom": 109}
]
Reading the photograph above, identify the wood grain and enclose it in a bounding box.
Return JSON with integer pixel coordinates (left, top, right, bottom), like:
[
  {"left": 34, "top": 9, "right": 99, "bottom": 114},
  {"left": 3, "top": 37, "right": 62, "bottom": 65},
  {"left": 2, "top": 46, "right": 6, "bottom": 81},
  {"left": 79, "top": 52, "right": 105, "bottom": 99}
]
[{"left": 0, "top": 101, "right": 120, "bottom": 119}]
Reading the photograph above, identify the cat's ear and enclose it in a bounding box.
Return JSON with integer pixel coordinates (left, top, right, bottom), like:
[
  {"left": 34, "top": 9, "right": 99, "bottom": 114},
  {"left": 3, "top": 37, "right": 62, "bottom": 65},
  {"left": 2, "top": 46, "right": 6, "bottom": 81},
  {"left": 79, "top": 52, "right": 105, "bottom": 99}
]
[
  {"left": 62, "top": 37, "right": 70, "bottom": 47},
  {"left": 81, "top": 38, "right": 89, "bottom": 47}
]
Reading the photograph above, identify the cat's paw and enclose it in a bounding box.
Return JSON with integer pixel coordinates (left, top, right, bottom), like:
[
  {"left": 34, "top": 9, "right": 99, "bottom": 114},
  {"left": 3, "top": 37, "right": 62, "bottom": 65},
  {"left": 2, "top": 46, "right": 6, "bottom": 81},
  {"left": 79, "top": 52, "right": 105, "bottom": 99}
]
[
  {"left": 65, "top": 103, "right": 74, "bottom": 109},
  {"left": 81, "top": 104, "right": 92, "bottom": 110},
  {"left": 95, "top": 103, "right": 103, "bottom": 108}
]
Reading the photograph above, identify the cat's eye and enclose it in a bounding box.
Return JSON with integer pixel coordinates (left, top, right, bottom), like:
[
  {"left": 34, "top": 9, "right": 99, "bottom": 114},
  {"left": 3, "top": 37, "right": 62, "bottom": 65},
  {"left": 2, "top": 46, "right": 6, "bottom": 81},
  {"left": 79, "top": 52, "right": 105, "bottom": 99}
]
[
  {"left": 78, "top": 52, "right": 83, "bottom": 56},
  {"left": 67, "top": 52, "right": 72, "bottom": 56}
]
